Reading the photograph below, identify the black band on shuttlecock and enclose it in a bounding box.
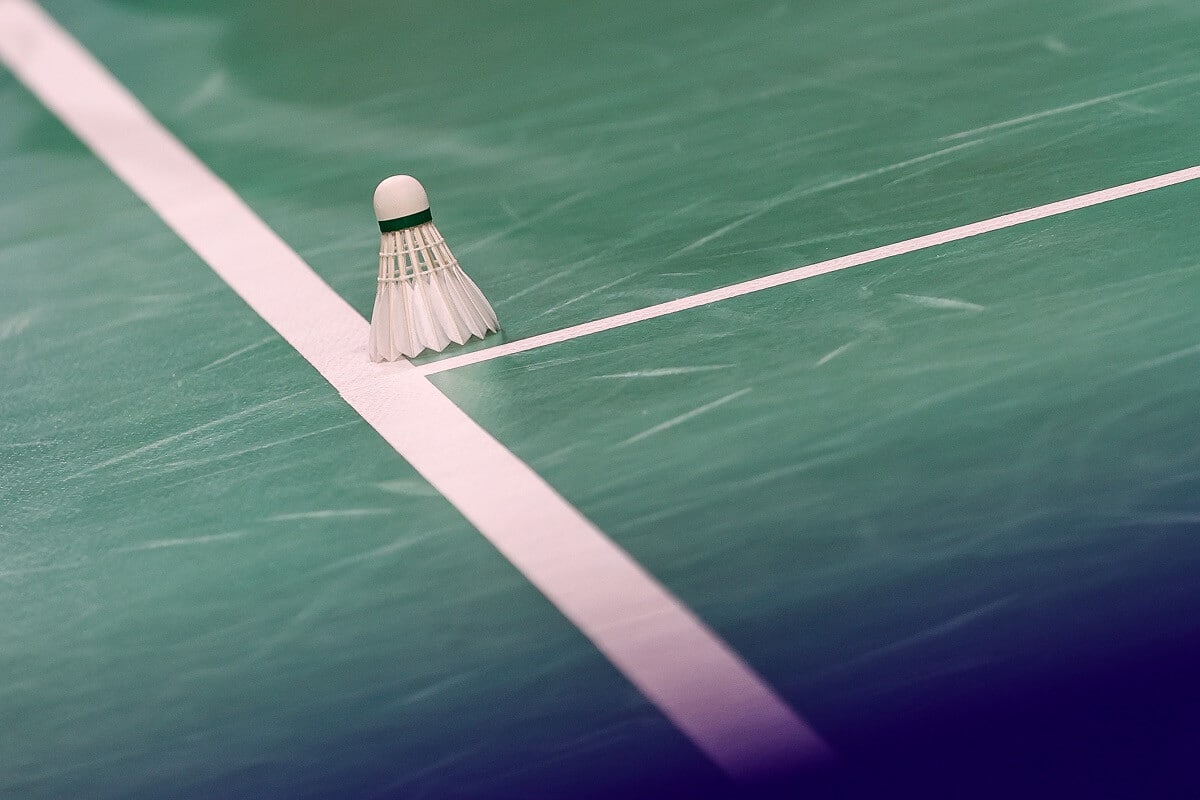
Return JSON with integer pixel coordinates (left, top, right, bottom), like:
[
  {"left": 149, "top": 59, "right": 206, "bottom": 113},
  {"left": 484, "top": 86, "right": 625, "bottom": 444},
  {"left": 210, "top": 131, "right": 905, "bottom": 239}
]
[{"left": 378, "top": 208, "right": 433, "bottom": 232}]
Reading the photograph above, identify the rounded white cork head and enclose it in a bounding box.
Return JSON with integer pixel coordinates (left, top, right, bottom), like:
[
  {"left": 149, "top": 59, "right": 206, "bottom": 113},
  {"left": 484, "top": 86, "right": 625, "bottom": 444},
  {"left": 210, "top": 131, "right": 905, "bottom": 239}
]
[{"left": 373, "top": 175, "right": 430, "bottom": 223}]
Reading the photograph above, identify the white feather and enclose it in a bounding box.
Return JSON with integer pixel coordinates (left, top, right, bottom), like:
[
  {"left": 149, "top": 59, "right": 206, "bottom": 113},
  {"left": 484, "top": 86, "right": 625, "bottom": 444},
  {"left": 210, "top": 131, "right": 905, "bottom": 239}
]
[{"left": 368, "top": 221, "right": 500, "bottom": 361}]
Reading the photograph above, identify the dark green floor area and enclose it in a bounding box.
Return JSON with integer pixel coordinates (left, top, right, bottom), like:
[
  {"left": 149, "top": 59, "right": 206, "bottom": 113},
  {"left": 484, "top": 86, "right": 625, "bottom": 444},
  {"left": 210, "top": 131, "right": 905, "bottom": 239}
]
[{"left": 4, "top": 0, "right": 1200, "bottom": 797}]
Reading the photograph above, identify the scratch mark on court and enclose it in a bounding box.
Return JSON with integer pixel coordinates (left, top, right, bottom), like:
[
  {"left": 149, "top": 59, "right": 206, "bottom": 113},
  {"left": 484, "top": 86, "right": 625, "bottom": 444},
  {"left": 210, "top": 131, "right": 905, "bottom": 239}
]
[
  {"left": 1113, "top": 99, "right": 1159, "bottom": 116},
  {"left": 314, "top": 532, "right": 440, "bottom": 575},
  {"left": 0, "top": 310, "right": 34, "bottom": 341},
  {"left": 496, "top": 198, "right": 710, "bottom": 309},
  {"left": 67, "top": 390, "right": 311, "bottom": 478},
  {"left": 942, "top": 74, "right": 1200, "bottom": 141},
  {"left": 522, "top": 354, "right": 586, "bottom": 371},
  {"left": 493, "top": 268, "right": 575, "bottom": 308},
  {"left": 83, "top": 308, "right": 165, "bottom": 336},
  {"left": 459, "top": 190, "right": 592, "bottom": 255},
  {"left": 267, "top": 508, "right": 396, "bottom": 522},
  {"left": 375, "top": 477, "right": 440, "bottom": 497},
  {"left": 131, "top": 292, "right": 203, "bottom": 305},
  {"left": 669, "top": 140, "right": 983, "bottom": 257},
  {"left": 726, "top": 448, "right": 858, "bottom": 494},
  {"left": 154, "top": 421, "right": 357, "bottom": 471},
  {"left": 398, "top": 671, "right": 482, "bottom": 708},
  {"left": 104, "top": 461, "right": 245, "bottom": 495},
  {"left": 364, "top": 746, "right": 485, "bottom": 800},
  {"left": 1041, "top": 35, "right": 1070, "bottom": 54},
  {"left": 591, "top": 365, "right": 734, "bottom": 379},
  {"left": 177, "top": 69, "right": 226, "bottom": 115},
  {"left": 609, "top": 496, "right": 717, "bottom": 534},
  {"left": 620, "top": 388, "right": 752, "bottom": 446},
  {"left": 816, "top": 342, "right": 856, "bottom": 365},
  {"left": 497, "top": 196, "right": 696, "bottom": 310},
  {"left": 532, "top": 443, "right": 583, "bottom": 468},
  {"left": 249, "top": 575, "right": 359, "bottom": 662},
  {"left": 0, "top": 562, "right": 85, "bottom": 579},
  {"left": 840, "top": 597, "right": 1014, "bottom": 669},
  {"left": 1126, "top": 342, "right": 1200, "bottom": 373},
  {"left": 897, "top": 293, "right": 985, "bottom": 312},
  {"left": 117, "top": 531, "right": 246, "bottom": 551},
  {"left": 197, "top": 335, "right": 275, "bottom": 371},
  {"left": 0, "top": 439, "right": 51, "bottom": 449},
  {"left": 801, "top": 140, "right": 985, "bottom": 198},
  {"left": 534, "top": 272, "right": 640, "bottom": 318}
]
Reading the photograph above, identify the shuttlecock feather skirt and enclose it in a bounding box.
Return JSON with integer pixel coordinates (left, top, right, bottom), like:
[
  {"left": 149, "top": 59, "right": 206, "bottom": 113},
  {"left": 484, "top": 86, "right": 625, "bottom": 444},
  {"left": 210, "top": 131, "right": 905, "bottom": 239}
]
[{"left": 368, "top": 222, "right": 499, "bottom": 361}]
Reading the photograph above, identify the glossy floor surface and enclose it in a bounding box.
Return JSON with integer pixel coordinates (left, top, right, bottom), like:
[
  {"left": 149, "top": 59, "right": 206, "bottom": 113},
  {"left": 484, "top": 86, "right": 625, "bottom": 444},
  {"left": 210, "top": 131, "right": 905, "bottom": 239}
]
[{"left": 3, "top": 1, "right": 1200, "bottom": 797}]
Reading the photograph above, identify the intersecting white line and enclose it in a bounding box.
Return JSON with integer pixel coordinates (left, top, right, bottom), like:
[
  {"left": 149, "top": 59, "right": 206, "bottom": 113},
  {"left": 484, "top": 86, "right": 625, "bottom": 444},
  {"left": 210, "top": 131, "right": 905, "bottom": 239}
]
[
  {"left": 0, "top": 0, "right": 832, "bottom": 780},
  {"left": 419, "top": 164, "right": 1200, "bottom": 375}
]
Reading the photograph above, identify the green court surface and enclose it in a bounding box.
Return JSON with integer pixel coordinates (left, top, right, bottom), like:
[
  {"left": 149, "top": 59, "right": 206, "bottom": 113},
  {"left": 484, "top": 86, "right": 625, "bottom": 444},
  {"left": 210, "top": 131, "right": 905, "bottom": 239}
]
[{"left": 3, "top": 0, "right": 1200, "bottom": 798}]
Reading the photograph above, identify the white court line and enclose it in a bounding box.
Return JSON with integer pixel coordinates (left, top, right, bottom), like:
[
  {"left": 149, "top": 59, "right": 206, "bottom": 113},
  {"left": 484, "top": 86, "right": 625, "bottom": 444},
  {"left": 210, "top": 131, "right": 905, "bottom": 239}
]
[
  {"left": 0, "top": 0, "right": 831, "bottom": 779},
  {"left": 419, "top": 164, "right": 1200, "bottom": 375}
]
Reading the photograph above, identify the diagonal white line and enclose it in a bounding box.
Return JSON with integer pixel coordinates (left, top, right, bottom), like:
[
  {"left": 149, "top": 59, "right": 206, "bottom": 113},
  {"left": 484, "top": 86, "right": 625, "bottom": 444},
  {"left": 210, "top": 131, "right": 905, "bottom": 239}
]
[
  {"left": 418, "top": 164, "right": 1200, "bottom": 376},
  {"left": 0, "top": 0, "right": 831, "bottom": 779}
]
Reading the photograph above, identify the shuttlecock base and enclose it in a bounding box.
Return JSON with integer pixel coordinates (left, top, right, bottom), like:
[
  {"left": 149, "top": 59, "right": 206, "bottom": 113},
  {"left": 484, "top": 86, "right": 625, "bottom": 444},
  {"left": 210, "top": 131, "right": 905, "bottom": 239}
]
[
  {"left": 369, "top": 267, "right": 499, "bottom": 361},
  {"left": 367, "top": 219, "right": 499, "bottom": 361}
]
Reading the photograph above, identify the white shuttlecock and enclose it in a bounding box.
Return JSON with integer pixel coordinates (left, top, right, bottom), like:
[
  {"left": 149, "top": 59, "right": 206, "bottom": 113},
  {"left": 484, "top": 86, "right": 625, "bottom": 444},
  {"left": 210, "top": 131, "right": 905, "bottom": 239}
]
[{"left": 368, "top": 175, "right": 499, "bottom": 362}]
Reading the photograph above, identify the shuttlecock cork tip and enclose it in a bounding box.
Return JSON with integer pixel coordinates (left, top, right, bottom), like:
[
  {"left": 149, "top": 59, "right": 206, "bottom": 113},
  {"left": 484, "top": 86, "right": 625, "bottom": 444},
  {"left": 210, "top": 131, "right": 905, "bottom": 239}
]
[{"left": 374, "top": 175, "right": 432, "bottom": 232}]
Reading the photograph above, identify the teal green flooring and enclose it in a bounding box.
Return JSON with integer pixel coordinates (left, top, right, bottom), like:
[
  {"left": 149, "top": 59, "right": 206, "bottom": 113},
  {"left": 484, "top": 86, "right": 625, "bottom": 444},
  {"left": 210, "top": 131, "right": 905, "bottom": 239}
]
[
  {"left": 4, "top": 0, "right": 1200, "bottom": 797},
  {"left": 0, "top": 81, "right": 712, "bottom": 800},
  {"left": 27, "top": 0, "right": 1200, "bottom": 352},
  {"left": 433, "top": 181, "right": 1200, "bottom": 739}
]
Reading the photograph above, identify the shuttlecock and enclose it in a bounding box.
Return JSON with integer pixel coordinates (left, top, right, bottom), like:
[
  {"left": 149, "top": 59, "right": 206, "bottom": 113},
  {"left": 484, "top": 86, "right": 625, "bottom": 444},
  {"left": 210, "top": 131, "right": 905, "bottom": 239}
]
[{"left": 368, "top": 175, "right": 499, "bottom": 362}]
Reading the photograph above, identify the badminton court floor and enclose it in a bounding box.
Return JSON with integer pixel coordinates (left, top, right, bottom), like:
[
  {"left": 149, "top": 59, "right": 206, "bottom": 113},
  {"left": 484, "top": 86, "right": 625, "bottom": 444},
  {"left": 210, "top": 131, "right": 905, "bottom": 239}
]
[{"left": 3, "top": 0, "right": 1200, "bottom": 797}]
